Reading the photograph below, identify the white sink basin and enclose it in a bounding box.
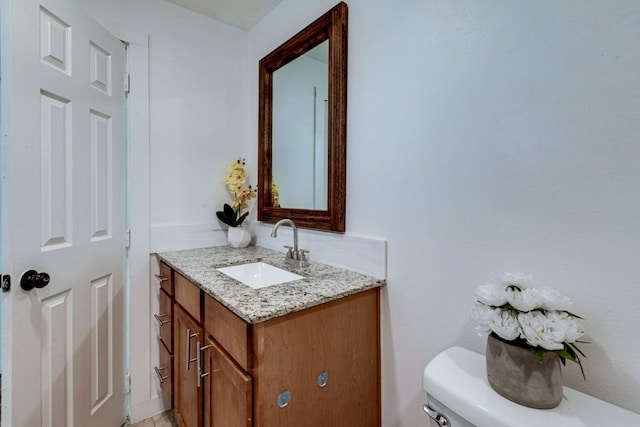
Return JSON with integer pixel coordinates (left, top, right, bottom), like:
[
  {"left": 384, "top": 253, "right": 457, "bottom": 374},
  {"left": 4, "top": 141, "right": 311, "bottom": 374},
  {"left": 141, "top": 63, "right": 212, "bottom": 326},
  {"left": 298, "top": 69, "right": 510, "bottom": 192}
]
[{"left": 216, "top": 262, "right": 304, "bottom": 289}]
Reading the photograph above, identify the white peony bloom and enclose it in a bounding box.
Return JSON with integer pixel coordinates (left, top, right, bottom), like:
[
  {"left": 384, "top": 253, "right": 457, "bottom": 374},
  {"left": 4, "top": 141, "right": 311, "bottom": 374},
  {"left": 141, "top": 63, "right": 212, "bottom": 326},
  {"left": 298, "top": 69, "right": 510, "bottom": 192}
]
[
  {"left": 507, "top": 286, "right": 542, "bottom": 311},
  {"left": 518, "top": 311, "right": 565, "bottom": 350},
  {"left": 475, "top": 324, "right": 492, "bottom": 336},
  {"left": 471, "top": 302, "right": 495, "bottom": 324},
  {"left": 546, "top": 311, "right": 583, "bottom": 343},
  {"left": 499, "top": 272, "right": 536, "bottom": 289},
  {"left": 476, "top": 281, "right": 508, "bottom": 306},
  {"left": 489, "top": 310, "right": 521, "bottom": 341},
  {"left": 471, "top": 302, "right": 496, "bottom": 336},
  {"left": 539, "top": 286, "right": 573, "bottom": 311}
]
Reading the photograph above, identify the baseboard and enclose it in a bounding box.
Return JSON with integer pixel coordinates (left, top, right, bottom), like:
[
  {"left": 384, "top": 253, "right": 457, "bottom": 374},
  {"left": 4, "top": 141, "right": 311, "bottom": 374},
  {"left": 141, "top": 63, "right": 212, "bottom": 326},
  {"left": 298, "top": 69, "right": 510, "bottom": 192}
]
[{"left": 129, "top": 396, "right": 167, "bottom": 424}]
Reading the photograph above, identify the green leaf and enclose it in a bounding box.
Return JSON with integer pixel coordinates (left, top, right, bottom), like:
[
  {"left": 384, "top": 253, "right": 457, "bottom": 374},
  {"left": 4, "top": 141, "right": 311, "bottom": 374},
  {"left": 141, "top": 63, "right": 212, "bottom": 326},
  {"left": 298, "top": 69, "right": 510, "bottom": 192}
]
[
  {"left": 234, "top": 212, "right": 249, "bottom": 227},
  {"left": 216, "top": 211, "right": 229, "bottom": 225},
  {"left": 558, "top": 344, "right": 586, "bottom": 380},
  {"left": 531, "top": 348, "right": 545, "bottom": 363},
  {"left": 565, "top": 310, "right": 584, "bottom": 320},
  {"left": 569, "top": 342, "right": 587, "bottom": 358},
  {"left": 558, "top": 347, "right": 577, "bottom": 364},
  {"left": 223, "top": 203, "right": 237, "bottom": 220},
  {"left": 216, "top": 203, "right": 239, "bottom": 227}
]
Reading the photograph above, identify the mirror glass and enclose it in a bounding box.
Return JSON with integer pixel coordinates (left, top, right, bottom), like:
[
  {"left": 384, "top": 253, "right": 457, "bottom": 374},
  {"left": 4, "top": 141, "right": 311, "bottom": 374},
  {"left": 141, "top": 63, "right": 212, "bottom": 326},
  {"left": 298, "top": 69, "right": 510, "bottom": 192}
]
[
  {"left": 272, "top": 41, "right": 328, "bottom": 210},
  {"left": 258, "top": 2, "right": 347, "bottom": 232}
]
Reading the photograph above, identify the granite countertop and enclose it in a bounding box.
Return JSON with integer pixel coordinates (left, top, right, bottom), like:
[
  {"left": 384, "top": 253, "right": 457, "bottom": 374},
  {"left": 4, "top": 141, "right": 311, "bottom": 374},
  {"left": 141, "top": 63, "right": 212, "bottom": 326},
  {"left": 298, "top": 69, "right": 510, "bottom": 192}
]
[{"left": 156, "top": 246, "right": 385, "bottom": 324}]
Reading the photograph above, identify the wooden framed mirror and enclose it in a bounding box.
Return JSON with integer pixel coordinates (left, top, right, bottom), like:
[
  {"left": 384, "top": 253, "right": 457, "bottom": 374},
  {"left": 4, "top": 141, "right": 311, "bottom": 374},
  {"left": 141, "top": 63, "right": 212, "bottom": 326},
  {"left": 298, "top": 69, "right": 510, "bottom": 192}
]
[{"left": 258, "top": 2, "right": 347, "bottom": 232}]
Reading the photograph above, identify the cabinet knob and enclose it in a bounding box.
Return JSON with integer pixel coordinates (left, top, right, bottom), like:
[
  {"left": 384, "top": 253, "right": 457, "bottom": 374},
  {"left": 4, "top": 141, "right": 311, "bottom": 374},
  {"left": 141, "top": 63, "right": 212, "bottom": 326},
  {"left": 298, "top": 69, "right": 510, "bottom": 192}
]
[
  {"left": 317, "top": 371, "right": 329, "bottom": 387},
  {"left": 277, "top": 390, "right": 291, "bottom": 408}
]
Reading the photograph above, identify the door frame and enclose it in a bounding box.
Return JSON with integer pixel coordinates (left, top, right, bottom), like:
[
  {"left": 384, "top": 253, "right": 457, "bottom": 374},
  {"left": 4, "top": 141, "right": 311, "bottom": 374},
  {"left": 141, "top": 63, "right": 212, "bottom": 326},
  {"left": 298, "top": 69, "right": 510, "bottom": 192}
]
[{"left": 0, "top": 4, "right": 152, "bottom": 424}]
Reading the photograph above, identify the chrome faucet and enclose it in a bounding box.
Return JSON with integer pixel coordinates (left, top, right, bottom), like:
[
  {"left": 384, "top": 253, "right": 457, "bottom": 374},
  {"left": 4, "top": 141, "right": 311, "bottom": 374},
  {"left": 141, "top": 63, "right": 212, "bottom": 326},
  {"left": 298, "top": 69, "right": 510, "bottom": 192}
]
[{"left": 270, "top": 219, "right": 309, "bottom": 267}]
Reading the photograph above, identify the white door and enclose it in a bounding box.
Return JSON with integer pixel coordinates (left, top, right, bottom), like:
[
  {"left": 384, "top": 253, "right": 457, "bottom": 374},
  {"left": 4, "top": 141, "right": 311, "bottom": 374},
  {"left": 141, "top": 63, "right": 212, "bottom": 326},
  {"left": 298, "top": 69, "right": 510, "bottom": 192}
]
[{"left": 1, "top": 0, "right": 127, "bottom": 426}]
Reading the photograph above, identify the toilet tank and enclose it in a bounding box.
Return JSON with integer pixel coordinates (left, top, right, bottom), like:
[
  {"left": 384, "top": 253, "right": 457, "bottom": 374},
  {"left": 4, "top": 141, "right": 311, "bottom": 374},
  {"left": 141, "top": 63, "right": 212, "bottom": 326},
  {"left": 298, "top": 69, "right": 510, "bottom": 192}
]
[{"left": 422, "top": 346, "right": 640, "bottom": 427}]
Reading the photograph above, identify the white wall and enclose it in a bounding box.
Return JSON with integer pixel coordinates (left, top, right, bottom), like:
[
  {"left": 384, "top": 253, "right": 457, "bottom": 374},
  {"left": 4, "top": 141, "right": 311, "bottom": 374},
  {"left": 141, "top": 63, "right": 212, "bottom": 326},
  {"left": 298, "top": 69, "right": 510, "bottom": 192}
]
[{"left": 250, "top": 0, "right": 640, "bottom": 425}]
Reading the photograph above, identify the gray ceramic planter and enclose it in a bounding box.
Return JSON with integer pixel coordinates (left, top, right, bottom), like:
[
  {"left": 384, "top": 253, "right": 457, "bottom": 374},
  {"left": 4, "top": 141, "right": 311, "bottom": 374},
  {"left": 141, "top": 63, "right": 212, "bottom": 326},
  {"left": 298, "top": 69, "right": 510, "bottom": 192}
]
[{"left": 486, "top": 333, "right": 563, "bottom": 409}]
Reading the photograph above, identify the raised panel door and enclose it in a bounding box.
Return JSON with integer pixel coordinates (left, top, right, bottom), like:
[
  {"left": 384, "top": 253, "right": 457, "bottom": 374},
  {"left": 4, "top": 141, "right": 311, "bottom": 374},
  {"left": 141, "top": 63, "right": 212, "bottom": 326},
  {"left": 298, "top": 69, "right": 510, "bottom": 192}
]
[
  {"left": 4, "top": 0, "right": 126, "bottom": 425},
  {"left": 203, "top": 336, "right": 253, "bottom": 427}
]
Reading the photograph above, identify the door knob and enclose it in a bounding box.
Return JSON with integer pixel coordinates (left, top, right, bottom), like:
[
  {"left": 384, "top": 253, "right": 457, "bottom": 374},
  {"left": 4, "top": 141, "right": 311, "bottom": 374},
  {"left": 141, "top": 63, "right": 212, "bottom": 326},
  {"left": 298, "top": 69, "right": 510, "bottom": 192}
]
[{"left": 20, "top": 270, "right": 51, "bottom": 291}]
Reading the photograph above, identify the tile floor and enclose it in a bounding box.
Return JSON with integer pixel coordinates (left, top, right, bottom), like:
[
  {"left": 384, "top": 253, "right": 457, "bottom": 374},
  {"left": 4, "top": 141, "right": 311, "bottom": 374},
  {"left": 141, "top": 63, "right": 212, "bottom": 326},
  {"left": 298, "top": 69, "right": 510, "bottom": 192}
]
[{"left": 129, "top": 410, "right": 177, "bottom": 427}]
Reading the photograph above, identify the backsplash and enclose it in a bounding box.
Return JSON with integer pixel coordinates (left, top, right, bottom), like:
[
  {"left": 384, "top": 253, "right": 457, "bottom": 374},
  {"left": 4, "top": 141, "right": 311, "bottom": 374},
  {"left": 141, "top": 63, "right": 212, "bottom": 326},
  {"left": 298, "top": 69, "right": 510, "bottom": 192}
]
[
  {"left": 150, "top": 221, "right": 387, "bottom": 280},
  {"left": 254, "top": 222, "right": 387, "bottom": 279}
]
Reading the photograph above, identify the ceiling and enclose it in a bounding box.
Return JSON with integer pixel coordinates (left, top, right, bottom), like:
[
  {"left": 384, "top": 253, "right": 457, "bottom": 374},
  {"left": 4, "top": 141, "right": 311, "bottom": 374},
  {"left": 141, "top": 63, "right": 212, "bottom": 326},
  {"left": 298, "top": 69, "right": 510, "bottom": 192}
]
[{"left": 165, "top": 0, "right": 283, "bottom": 30}]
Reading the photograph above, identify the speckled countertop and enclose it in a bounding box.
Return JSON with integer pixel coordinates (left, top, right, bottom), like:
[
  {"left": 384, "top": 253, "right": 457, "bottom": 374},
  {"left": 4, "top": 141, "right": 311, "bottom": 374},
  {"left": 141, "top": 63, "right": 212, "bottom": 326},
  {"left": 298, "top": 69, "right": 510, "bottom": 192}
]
[{"left": 156, "top": 246, "right": 385, "bottom": 324}]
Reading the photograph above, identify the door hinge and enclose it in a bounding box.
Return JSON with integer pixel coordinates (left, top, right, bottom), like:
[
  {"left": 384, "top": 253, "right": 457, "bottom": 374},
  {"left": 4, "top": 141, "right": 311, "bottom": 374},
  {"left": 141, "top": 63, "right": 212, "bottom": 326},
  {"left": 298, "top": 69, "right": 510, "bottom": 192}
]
[
  {"left": 125, "top": 373, "right": 131, "bottom": 393},
  {"left": 2, "top": 274, "right": 10, "bottom": 292},
  {"left": 124, "top": 229, "right": 131, "bottom": 248},
  {"left": 124, "top": 73, "right": 130, "bottom": 94}
]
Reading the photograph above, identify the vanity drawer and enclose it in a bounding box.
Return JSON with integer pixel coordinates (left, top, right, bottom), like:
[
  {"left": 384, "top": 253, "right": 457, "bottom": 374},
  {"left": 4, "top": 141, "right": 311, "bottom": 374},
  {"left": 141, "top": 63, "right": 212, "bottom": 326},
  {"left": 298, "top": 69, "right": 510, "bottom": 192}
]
[
  {"left": 157, "top": 288, "right": 173, "bottom": 353},
  {"left": 156, "top": 337, "right": 173, "bottom": 409},
  {"left": 157, "top": 261, "right": 174, "bottom": 295},
  {"left": 175, "top": 272, "right": 201, "bottom": 321},
  {"left": 204, "top": 294, "right": 251, "bottom": 372}
]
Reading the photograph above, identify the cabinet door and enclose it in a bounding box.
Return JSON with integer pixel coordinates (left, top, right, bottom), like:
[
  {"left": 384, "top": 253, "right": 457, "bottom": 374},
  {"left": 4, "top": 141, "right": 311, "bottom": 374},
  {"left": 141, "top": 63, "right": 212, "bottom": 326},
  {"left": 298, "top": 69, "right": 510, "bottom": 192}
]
[
  {"left": 174, "top": 305, "right": 203, "bottom": 427},
  {"left": 203, "top": 336, "right": 253, "bottom": 427}
]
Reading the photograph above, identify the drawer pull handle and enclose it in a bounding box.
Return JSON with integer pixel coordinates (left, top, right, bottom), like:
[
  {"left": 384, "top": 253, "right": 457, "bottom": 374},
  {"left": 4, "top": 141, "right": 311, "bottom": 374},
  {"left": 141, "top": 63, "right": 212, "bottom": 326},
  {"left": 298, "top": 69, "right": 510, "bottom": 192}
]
[
  {"left": 197, "top": 342, "right": 213, "bottom": 388},
  {"left": 155, "top": 366, "right": 169, "bottom": 383},
  {"left": 154, "top": 274, "right": 169, "bottom": 283},
  {"left": 185, "top": 329, "right": 198, "bottom": 371},
  {"left": 154, "top": 313, "right": 170, "bottom": 326}
]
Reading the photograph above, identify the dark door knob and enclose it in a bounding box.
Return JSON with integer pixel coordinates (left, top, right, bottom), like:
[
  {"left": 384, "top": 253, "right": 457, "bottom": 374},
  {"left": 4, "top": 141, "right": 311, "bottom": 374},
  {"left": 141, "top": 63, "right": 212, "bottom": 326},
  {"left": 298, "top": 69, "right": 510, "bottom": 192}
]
[{"left": 20, "top": 270, "right": 51, "bottom": 291}]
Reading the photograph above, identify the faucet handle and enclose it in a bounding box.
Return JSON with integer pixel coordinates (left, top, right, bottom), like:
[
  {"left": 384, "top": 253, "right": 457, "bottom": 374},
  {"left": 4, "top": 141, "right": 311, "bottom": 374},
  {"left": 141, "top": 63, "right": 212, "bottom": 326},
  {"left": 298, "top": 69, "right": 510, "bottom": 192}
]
[
  {"left": 299, "top": 249, "right": 309, "bottom": 261},
  {"left": 283, "top": 245, "right": 294, "bottom": 258}
]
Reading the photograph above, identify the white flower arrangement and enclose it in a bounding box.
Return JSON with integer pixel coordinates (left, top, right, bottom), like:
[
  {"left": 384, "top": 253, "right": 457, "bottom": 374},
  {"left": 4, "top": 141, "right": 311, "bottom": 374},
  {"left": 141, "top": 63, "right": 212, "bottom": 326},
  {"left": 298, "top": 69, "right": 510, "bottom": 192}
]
[{"left": 471, "top": 272, "right": 586, "bottom": 377}]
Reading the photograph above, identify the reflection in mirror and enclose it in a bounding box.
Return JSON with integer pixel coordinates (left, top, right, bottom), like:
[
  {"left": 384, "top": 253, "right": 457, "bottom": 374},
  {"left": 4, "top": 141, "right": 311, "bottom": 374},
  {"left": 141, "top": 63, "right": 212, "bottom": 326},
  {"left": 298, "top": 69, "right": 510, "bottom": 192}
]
[
  {"left": 258, "top": 2, "right": 347, "bottom": 232},
  {"left": 272, "top": 41, "right": 328, "bottom": 210}
]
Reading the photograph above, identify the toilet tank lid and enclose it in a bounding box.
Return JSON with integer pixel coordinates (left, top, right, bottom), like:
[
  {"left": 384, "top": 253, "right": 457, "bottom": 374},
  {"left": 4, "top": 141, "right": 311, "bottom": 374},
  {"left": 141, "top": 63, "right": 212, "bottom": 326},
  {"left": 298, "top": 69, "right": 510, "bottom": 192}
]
[{"left": 423, "top": 346, "right": 640, "bottom": 427}]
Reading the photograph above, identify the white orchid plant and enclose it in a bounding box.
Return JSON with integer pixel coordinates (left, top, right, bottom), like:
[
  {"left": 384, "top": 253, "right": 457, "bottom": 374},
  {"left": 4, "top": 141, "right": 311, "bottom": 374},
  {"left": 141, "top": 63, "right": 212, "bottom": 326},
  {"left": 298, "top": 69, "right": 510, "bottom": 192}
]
[{"left": 471, "top": 272, "right": 586, "bottom": 378}]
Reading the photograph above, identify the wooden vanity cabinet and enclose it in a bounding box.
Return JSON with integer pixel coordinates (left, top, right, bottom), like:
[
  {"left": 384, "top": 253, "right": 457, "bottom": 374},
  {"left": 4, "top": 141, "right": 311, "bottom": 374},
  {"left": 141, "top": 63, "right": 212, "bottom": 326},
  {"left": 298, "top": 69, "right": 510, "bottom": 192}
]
[{"left": 164, "top": 263, "right": 381, "bottom": 427}]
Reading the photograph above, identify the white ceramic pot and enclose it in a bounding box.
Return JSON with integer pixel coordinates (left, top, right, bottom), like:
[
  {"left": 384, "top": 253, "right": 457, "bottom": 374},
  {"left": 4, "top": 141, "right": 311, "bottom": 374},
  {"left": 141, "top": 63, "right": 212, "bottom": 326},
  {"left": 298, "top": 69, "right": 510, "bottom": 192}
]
[{"left": 227, "top": 226, "right": 251, "bottom": 248}]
